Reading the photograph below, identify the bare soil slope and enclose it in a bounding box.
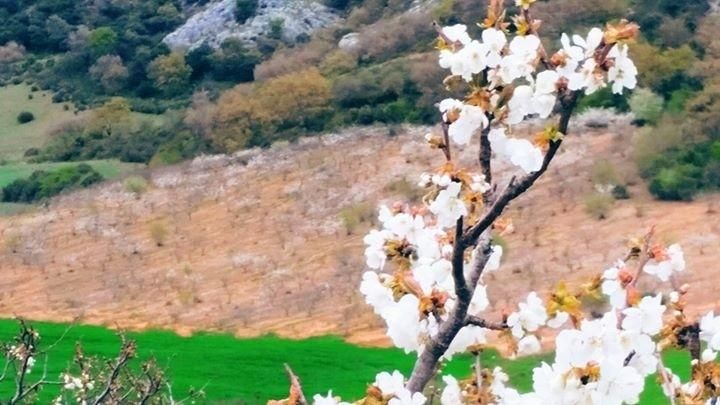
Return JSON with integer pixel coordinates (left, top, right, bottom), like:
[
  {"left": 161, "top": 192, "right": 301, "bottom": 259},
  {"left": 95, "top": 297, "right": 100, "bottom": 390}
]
[{"left": 0, "top": 123, "right": 718, "bottom": 345}]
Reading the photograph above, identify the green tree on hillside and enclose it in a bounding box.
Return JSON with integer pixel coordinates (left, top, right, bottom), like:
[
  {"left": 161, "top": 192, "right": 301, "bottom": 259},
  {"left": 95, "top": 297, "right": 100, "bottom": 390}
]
[
  {"left": 147, "top": 52, "right": 192, "bottom": 96},
  {"left": 88, "top": 27, "right": 118, "bottom": 56}
]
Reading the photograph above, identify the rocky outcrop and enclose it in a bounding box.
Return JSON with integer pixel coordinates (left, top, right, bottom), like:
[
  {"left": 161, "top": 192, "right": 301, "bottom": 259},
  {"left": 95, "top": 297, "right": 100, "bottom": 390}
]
[{"left": 164, "top": 0, "right": 340, "bottom": 50}]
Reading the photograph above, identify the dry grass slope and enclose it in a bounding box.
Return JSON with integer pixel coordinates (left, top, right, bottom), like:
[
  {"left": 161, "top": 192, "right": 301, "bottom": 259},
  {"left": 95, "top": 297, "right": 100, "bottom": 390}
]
[{"left": 0, "top": 123, "right": 718, "bottom": 346}]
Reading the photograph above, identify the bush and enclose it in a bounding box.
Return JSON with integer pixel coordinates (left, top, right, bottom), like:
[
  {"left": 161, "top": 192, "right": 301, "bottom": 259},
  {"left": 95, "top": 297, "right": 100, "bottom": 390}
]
[
  {"left": 268, "top": 18, "right": 284, "bottom": 40},
  {"left": 235, "top": 0, "right": 258, "bottom": 22},
  {"left": 124, "top": 176, "right": 148, "bottom": 195},
  {"left": 213, "top": 68, "right": 332, "bottom": 152},
  {"left": 633, "top": 116, "right": 684, "bottom": 175},
  {"left": 1, "top": 164, "right": 104, "bottom": 203},
  {"left": 210, "top": 39, "right": 260, "bottom": 82},
  {"left": 339, "top": 202, "right": 375, "bottom": 234},
  {"left": 16, "top": 111, "right": 35, "bottom": 124},
  {"left": 583, "top": 193, "right": 614, "bottom": 220},
  {"left": 629, "top": 88, "right": 664, "bottom": 125},
  {"left": 611, "top": 185, "right": 631, "bottom": 200},
  {"left": 648, "top": 167, "right": 700, "bottom": 201},
  {"left": 591, "top": 160, "right": 622, "bottom": 186},
  {"left": 384, "top": 178, "right": 425, "bottom": 202},
  {"left": 148, "top": 219, "right": 169, "bottom": 246}
]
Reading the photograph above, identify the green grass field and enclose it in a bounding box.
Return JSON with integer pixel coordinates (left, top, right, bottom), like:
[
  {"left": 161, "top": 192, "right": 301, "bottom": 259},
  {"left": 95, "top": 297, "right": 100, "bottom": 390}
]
[
  {"left": 0, "top": 84, "right": 79, "bottom": 162},
  {"left": 0, "top": 320, "right": 693, "bottom": 404}
]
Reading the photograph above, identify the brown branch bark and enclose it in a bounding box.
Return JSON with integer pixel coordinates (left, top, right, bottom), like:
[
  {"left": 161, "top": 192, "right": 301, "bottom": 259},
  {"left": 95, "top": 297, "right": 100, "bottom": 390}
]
[
  {"left": 479, "top": 124, "right": 493, "bottom": 187},
  {"left": 462, "top": 90, "right": 579, "bottom": 248},
  {"left": 406, "top": 233, "right": 493, "bottom": 393},
  {"left": 92, "top": 339, "right": 135, "bottom": 405},
  {"left": 464, "top": 316, "right": 508, "bottom": 331},
  {"left": 406, "top": 90, "right": 580, "bottom": 394}
]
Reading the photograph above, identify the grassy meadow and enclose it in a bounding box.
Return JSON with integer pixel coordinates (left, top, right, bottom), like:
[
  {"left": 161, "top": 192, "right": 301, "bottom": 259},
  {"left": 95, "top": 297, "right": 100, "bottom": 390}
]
[
  {"left": 0, "top": 84, "right": 78, "bottom": 162},
  {"left": 0, "top": 319, "right": 691, "bottom": 404},
  {"left": 0, "top": 84, "right": 158, "bottom": 213}
]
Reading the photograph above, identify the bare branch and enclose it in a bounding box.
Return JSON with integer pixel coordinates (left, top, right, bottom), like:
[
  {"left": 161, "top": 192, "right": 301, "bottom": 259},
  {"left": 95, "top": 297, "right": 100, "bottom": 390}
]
[{"left": 92, "top": 338, "right": 136, "bottom": 405}]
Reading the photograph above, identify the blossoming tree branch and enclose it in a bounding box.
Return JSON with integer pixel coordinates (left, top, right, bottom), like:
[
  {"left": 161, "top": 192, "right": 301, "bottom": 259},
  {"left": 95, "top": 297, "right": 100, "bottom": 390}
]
[{"left": 272, "top": 1, "right": 720, "bottom": 404}]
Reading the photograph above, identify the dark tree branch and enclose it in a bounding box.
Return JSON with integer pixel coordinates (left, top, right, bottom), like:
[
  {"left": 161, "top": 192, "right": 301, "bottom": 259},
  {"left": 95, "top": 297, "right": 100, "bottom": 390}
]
[
  {"left": 407, "top": 90, "right": 580, "bottom": 394},
  {"left": 406, "top": 233, "right": 492, "bottom": 393},
  {"left": 479, "top": 124, "right": 493, "bottom": 187},
  {"left": 451, "top": 216, "right": 470, "bottom": 302},
  {"left": 462, "top": 90, "right": 579, "bottom": 247},
  {"left": 92, "top": 339, "right": 135, "bottom": 405},
  {"left": 464, "top": 316, "right": 508, "bottom": 331}
]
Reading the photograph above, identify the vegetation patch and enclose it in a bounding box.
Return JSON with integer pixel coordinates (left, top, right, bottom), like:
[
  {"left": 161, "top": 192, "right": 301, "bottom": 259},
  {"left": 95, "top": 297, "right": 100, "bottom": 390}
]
[
  {"left": 0, "top": 319, "right": 692, "bottom": 403},
  {"left": 1, "top": 163, "right": 104, "bottom": 203}
]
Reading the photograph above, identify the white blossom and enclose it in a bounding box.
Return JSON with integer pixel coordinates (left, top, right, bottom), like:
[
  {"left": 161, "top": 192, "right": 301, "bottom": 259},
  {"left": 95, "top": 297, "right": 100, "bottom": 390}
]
[
  {"left": 601, "top": 261, "right": 629, "bottom": 309},
  {"left": 517, "top": 334, "right": 542, "bottom": 355},
  {"left": 643, "top": 244, "right": 685, "bottom": 282},
  {"left": 360, "top": 271, "right": 394, "bottom": 314},
  {"left": 568, "top": 59, "right": 605, "bottom": 95},
  {"left": 621, "top": 294, "right": 666, "bottom": 336},
  {"left": 440, "top": 375, "right": 463, "bottom": 405},
  {"left": 363, "top": 229, "right": 391, "bottom": 270},
  {"left": 429, "top": 182, "right": 468, "bottom": 228},
  {"left": 312, "top": 391, "right": 349, "bottom": 405},
  {"left": 507, "top": 292, "right": 548, "bottom": 338},
  {"left": 438, "top": 99, "right": 489, "bottom": 145},
  {"left": 700, "top": 311, "right": 720, "bottom": 351},
  {"left": 482, "top": 28, "right": 507, "bottom": 67},
  {"left": 607, "top": 44, "right": 637, "bottom": 94},
  {"left": 489, "top": 127, "right": 544, "bottom": 174},
  {"left": 442, "top": 24, "right": 472, "bottom": 46}
]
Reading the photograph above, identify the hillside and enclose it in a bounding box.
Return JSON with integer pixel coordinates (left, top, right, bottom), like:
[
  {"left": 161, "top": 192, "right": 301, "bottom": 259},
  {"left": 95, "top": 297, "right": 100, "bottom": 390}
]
[{"left": 1, "top": 120, "right": 718, "bottom": 346}]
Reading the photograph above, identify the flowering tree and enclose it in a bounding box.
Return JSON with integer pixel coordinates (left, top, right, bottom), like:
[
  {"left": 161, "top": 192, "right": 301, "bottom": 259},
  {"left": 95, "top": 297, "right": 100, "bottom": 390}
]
[{"left": 270, "top": 1, "right": 720, "bottom": 404}]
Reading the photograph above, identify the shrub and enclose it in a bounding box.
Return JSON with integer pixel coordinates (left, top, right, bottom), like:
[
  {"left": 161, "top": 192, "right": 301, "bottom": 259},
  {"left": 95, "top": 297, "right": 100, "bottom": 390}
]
[
  {"left": 124, "top": 176, "right": 148, "bottom": 195},
  {"left": 210, "top": 39, "right": 260, "bottom": 82},
  {"left": 213, "top": 68, "right": 331, "bottom": 151},
  {"left": 235, "top": 0, "right": 258, "bottom": 22},
  {"left": 611, "top": 185, "right": 631, "bottom": 200},
  {"left": 148, "top": 220, "right": 169, "bottom": 246},
  {"left": 591, "top": 160, "right": 622, "bottom": 186},
  {"left": 339, "top": 202, "right": 375, "bottom": 234},
  {"left": 633, "top": 116, "right": 684, "bottom": 175},
  {"left": 147, "top": 53, "right": 192, "bottom": 95},
  {"left": 268, "top": 18, "right": 284, "bottom": 40},
  {"left": 16, "top": 111, "right": 35, "bottom": 124},
  {"left": 1, "top": 164, "right": 104, "bottom": 203},
  {"left": 384, "top": 178, "right": 425, "bottom": 203},
  {"left": 648, "top": 167, "right": 700, "bottom": 201},
  {"left": 629, "top": 88, "right": 664, "bottom": 125},
  {"left": 583, "top": 193, "right": 614, "bottom": 220}
]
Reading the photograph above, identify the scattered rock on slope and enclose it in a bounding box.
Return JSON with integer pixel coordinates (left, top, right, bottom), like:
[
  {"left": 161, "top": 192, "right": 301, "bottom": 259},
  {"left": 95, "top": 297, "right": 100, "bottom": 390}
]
[{"left": 164, "top": 0, "right": 340, "bottom": 50}]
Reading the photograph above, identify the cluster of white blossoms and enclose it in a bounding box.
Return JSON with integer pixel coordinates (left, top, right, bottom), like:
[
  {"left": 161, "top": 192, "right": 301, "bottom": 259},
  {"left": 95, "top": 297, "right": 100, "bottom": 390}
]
[
  {"left": 360, "top": 202, "right": 500, "bottom": 356},
  {"left": 300, "top": 3, "right": 720, "bottom": 404},
  {"left": 435, "top": 20, "right": 638, "bottom": 177},
  {"left": 643, "top": 243, "right": 686, "bottom": 282},
  {"left": 54, "top": 371, "right": 96, "bottom": 405},
  {"left": 8, "top": 344, "right": 35, "bottom": 374}
]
